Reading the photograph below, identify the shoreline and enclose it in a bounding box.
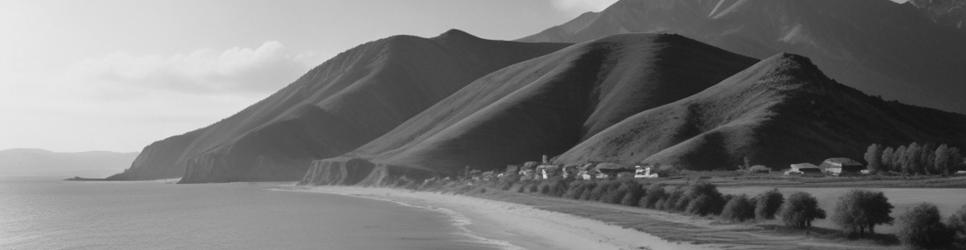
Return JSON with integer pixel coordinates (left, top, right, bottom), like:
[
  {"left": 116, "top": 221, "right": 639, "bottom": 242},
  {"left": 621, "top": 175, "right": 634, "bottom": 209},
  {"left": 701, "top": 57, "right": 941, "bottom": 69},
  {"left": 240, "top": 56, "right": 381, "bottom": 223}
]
[{"left": 278, "top": 185, "right": 709, "bottom": 250}]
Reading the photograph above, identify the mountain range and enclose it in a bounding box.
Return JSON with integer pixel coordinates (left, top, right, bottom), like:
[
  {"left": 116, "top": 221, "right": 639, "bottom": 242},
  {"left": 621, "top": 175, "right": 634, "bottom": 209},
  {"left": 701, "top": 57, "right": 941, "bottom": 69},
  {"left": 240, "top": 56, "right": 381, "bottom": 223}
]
[
  {"left": 109, "top": 0, "right": 966, "bottom": 183},
  {"left": 0, "top": 149, "right": 137, "bottom": 178},
  {"left": 522, "top": 0, "right": 966, "bottom": 115}
]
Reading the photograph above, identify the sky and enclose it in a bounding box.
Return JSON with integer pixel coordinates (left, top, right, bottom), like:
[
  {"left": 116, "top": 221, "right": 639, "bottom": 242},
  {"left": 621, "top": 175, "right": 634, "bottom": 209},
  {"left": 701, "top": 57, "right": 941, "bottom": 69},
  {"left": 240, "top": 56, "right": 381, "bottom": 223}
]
[{"left": 0, "top": 0, "right": 620, "bottom": 153}]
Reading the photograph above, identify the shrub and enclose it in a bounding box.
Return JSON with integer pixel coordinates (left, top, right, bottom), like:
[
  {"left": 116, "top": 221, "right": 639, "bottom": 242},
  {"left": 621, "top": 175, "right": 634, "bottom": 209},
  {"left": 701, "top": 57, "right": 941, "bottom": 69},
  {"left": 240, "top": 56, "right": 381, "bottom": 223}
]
[
  {"left": 755, "top": 189, "right": 784, "bottom": 220},
  {"left": 720, "top": 195, "right": 755, "bottom": 222},
  {"left": 579, "top": 182, "right": 598, "bottom": 200},
  {"left": 897, "top": 203, "right": 954, "bottom": 249},
  {"left": 778, "top": 192, "right": 826, "bottom": 230},
  {"left": 674, "top": 196, "right": 692, "bottom": 212},
  {"left": 641, "top": 184, "right": 667, "bottom": 209},
  {"left": 831, "top": 190, "right": 894, "bottom": 236},
  {"left": 562, "top": 181, "right": 585, "bottom": 199},
  {"left": 543, "top": 178, "right": 569, "bottom": 197},
  {"left": 619, "top": 182, "right": 645, "bottom": 207},
  {"left": 592, "top": 180, "right": 622, "bottom": 203},
  {"left": 947, "top": 205, "right": 966, "bottom": 247},
  {"left": 602, "top": 181, "right": 637, "bottom": 204},
  {"left": 683, "top": 183, "right": 726, "bottom": 216}
]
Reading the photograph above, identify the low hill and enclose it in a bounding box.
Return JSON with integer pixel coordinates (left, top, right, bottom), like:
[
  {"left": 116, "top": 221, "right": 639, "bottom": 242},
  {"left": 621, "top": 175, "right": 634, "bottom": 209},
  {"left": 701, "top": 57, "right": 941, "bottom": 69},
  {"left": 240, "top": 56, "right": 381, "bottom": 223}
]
[
  {"left": 0, "top": 149, "right": 138, "bottom": 178},
  {"left": 107, "top": 30, "right": 568, "bottom": 182},
  {"left": 555, "top": 53, "right": 966, "bottom": 169},
  {"left": 521, "top": 0, "right": 966, "bottom": 115},
  {"left": 302, "top": 33, "right": 756, "bottom": 184}
]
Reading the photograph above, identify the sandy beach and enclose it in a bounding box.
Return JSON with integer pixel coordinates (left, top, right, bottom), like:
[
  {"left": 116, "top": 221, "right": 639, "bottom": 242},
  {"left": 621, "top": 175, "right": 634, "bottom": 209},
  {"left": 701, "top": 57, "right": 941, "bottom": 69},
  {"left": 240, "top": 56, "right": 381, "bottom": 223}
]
[{"left": 281, "top": 185, "right": 710, "bottom": 250}]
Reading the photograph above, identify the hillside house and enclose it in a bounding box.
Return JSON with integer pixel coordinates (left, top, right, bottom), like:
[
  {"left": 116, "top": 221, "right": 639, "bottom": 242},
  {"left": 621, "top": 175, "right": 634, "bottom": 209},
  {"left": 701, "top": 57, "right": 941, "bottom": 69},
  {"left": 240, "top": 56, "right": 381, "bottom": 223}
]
[
  {"left": 820, "top": 158, "right": 864, "bottom": 176},
  {"left": 634, "top": 165, "right": 659, "bottom": 178},
  {"left": 786, "top": 163, "right": 823, "bottom": 176},
  {"left": 535, "top": 164, "right": 561, "bottom": 180},
  {"left": 577, "top": 163, "right": 597, "bottom": 180},
  {"left": 595, "top": 162, "right": 634, "bottom": 180},
  {"left": 561, "top": 165, "right": 579, "bottom": 180}
]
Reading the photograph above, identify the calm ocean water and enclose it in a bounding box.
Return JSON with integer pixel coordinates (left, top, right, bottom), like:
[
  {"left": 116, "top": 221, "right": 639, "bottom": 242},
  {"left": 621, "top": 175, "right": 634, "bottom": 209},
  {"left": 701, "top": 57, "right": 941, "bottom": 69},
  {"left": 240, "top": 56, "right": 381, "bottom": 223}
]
[{"left": 0, "top": 177, "right": 501, "bottom": 250}]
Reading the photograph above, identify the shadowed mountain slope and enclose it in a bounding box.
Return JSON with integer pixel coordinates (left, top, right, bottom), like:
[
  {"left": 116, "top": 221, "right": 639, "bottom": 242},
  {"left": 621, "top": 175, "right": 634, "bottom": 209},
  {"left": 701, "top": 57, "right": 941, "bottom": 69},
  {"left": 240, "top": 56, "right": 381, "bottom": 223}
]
[
  {"left": 555, "top": 54, "right": 966, "bottom": 170},
  {"left": 521, "top": 0, "right": 966, "bottom": 114},
  {"left": 306, "top": 33, "right": 756, "bottom": 179},
  {"left": 107, "top": 30, "right": 568, "bottom": 182}
]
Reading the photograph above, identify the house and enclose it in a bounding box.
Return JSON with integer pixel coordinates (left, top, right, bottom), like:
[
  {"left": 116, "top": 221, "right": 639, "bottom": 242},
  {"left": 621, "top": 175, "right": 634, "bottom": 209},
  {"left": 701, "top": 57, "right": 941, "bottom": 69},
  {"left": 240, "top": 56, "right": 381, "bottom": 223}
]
[
  {"left": 786, "top": 163, "right": 823, "bottom": 176},
  {"left": 577, "top": 163, "right": 597, "bottom": 180},
  {"left": 820, "top": 158, "right": 864, "bottom": 176},
  {"left": 535, "top": 164, "right": 561, "bottom": 180},
  {"left": 595, "top": 162, "right": 635, "bottom": 180},
  {"left": 561, "top": 165, "right": 579, "bottom": 180},
  {"left": 634, "top": 165, "right": 659, "bottom": 178}
]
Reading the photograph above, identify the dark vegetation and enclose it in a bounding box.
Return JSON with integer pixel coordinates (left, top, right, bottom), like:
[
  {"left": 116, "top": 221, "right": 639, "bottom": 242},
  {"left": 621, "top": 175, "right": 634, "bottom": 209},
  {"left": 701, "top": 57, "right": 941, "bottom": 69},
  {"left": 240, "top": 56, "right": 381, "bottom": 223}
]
[
  {"left": 407, "top": 173, "right": 966, "bottom": 249},
  {"left": 868, "top": 143, "right": 964, "bottom": 177}
]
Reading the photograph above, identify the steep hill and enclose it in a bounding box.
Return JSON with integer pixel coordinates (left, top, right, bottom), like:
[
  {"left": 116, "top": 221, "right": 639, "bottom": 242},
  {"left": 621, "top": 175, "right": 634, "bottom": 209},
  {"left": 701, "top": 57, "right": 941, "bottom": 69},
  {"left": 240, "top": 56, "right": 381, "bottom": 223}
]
[
  {"left": 302, "top": 33, "right": 756, "bottom": 184},
  {"left": 107, "top": 30, "right": 567, "bottom": 182},
  {"left": 521, "top": 0, "right": 966, "bottom": 114},
  {"left": 0, "top": 149, "right": 138, "bottom": 178},
  {"left": 555, "top": 53, "right": 966, "bottom": 169}
]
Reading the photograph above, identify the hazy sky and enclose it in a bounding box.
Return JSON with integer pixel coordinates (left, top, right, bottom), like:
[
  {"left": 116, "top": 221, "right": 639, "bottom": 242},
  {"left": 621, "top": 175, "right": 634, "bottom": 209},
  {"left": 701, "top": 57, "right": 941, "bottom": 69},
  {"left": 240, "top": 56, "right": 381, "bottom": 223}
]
[{"left": 0, "top": 0, "right": 619, "bottom": 152}]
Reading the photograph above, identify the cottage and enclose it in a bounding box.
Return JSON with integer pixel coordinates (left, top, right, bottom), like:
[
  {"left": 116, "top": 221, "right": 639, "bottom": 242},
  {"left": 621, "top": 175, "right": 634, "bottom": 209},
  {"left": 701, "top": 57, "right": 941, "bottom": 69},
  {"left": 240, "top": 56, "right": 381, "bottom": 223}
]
[
  {"left": 634, "top": 165, "right": 659, "bottom": 178},
  {"left": 577, "top": 163, "right": 597, "bottom": 180},
  {"left": 786, "top": 163, "right": 823, "bottom": 176},
  {"left": 535, "top": 164, "right": 561, "bottom": 180},
  {"left": 595, "top": 162, "right": 634, "bottom": 180},
  {"left": 561, "top": 165, "right": 579, "bottom": 180},
  {"left": 820, "top": 158, "right": 864, "bottom": 176}
]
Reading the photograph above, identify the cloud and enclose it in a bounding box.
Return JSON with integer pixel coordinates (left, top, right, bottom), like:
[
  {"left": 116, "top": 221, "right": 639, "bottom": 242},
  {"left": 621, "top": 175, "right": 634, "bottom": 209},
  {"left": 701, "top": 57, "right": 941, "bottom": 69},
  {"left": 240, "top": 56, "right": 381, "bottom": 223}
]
[
  {"left": 550, "top": 0, "right": 619, "bottom": 13},
  {"left": 69, "top": 41, "right": 318, "bottom": 95}
]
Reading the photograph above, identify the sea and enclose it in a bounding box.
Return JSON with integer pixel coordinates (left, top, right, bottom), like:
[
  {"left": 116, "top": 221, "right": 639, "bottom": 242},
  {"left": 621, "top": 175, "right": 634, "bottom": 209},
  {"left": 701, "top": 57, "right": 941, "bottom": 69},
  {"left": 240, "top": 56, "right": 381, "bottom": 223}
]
[{"left": 0, "top": 177, "right": 501, "bottom": 250}]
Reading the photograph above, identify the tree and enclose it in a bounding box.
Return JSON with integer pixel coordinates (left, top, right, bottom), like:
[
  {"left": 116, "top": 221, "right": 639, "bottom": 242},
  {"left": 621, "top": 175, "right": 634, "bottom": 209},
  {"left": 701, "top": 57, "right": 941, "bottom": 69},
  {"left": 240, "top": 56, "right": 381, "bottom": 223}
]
[
  {"left": 640, "top": 183, "right": 666, "bottom": 209},
  {"left": 720, "top": 195, "right": 755, "bottom": 222},
  {"left": 949, "top": 205, "right": 966, "bottom": 247},
  {"left": 831, "top": 190, "right": 894, "bottom": 236},
  {"left": 865, "top": 144, "right": 884, "bottom": 174},
  {"left": 684, "top": 183, "right": 726, "bottom": 216},
  {"left": 895, "top": 145, "right": 907, "bottom": 173},
  {"left": 881, "top": 147, "right": 895, "bottom": 173},
  {"left": 897, "top": 203, "right": 954, "bottom": 249},
  {"left": 779, "top": 192, "right": 826, "bottom": 230},
  {"left": 921, "top": 143, "right": 937, "bottom": 175},
  {"left": 902, "top": 143, "right": 921, "bottom": 175},
  {"left": 755, "top": 189, "right": 784, "bottom": 220},
  {"left": 935, "top": 145, "right": 963, "bottom": 176}
]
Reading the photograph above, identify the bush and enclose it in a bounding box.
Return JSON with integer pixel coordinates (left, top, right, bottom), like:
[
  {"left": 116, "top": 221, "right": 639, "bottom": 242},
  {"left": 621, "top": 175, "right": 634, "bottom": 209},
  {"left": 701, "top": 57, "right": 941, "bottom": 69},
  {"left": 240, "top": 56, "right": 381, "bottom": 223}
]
[
  {"left": 720, "top": 195, "right": 755, "bottom": 222},
  {"left": 946, "top": 205, "right": 966, "bottom": 247},
  {"left": 641, "top": 184, "right": 667, "bottom": 209},
  {"left": 674, "top": 196, "right": 692, "bottom": 212},
  {"left": 778, "top": 192, "right": 826, "bottom": 230},
  {"left": 619, "top": 182, "right": 645, "bottom": 207},
  {"left": 579, "top": 182, "right": 598, "bottom": 200},
  {"left": 602, "top": 181, "right": 638, "bottom": 204},
  {"left": 831, "top": 190, "right": 894, "bottom": 236},
  {"left": 897, "top": 203, "right": 954, "bottom": 249},
  {"left": 593, "top": 180, "right": 622, "bottom": 203},
  {"left": 562, "top": 181, "right": 588, "bottom": 199},
  {"left": 683, "top": 183, "right": 726, "bottom": 216},
  {"left": 755, "top": 189, "right": 784, "bottom": 220}
]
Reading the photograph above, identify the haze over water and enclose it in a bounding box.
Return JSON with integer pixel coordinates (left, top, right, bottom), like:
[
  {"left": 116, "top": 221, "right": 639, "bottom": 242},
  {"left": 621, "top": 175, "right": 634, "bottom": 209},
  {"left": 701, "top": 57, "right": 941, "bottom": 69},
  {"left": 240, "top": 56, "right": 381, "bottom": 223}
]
[{"left": 0, "top": 178, "right": 499, "bottom": 250}]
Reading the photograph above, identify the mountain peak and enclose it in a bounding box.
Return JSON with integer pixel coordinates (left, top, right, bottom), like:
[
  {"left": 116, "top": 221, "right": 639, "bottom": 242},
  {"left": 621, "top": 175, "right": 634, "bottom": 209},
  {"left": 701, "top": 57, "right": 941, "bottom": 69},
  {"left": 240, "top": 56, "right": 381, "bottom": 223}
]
[{"left": 435, "top": 29, "right": 480, "bottom": 41}]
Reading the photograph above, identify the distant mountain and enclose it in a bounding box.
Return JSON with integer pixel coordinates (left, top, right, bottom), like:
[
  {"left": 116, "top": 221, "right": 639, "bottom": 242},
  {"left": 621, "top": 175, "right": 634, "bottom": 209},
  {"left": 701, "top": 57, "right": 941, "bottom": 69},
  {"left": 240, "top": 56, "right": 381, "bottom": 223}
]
[
  {"left": 912, "top": 0, "right": 966, "bottom": 30},
  {"left": 313, "top": 33, "right": 755, "bottom": 175},
  {"left": 521, "top": 0, "right": 966, "bottom": 114},
  {"left": 107, "top": 30, "right": 567, "bottom": 182},
  {"left": 302, "top": 34, "right": 966, "bottom": 185},
  {"left": 555, "top": 53, "right": 966, "bottom": 169},
  {"left": 0, "top": 149, "right": 137, "bottom": 178}
]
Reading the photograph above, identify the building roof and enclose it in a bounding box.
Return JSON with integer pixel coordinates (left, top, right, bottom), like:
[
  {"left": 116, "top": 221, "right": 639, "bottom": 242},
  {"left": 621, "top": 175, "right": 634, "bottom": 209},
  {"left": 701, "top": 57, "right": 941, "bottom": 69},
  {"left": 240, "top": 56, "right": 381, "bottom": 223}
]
[
  {"left": 823, "top": 157, "right": 863, "bottom": 166},
  {"left": 790, "top": 163, "right": 820, "bottom": 169}
]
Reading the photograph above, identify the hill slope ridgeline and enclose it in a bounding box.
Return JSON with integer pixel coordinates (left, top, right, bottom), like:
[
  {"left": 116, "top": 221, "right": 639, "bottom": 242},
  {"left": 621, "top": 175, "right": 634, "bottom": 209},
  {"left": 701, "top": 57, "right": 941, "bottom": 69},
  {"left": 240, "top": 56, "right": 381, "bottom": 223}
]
[
  {"left": 555, "top": 53, "right": 966, "bottom": 169},
  {"left": 522, "top": 0, "right": 966, "bottom": 115},
  {"left": 107, "top": 30, "right": 567, "bottom": 182}
]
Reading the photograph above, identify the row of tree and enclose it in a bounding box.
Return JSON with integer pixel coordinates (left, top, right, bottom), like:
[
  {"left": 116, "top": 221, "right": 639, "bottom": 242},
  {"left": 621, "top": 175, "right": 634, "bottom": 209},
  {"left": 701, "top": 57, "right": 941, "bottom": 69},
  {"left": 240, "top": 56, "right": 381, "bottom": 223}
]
[{"left": 864, "top": 142, "right": 963, "bottom": 176}]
